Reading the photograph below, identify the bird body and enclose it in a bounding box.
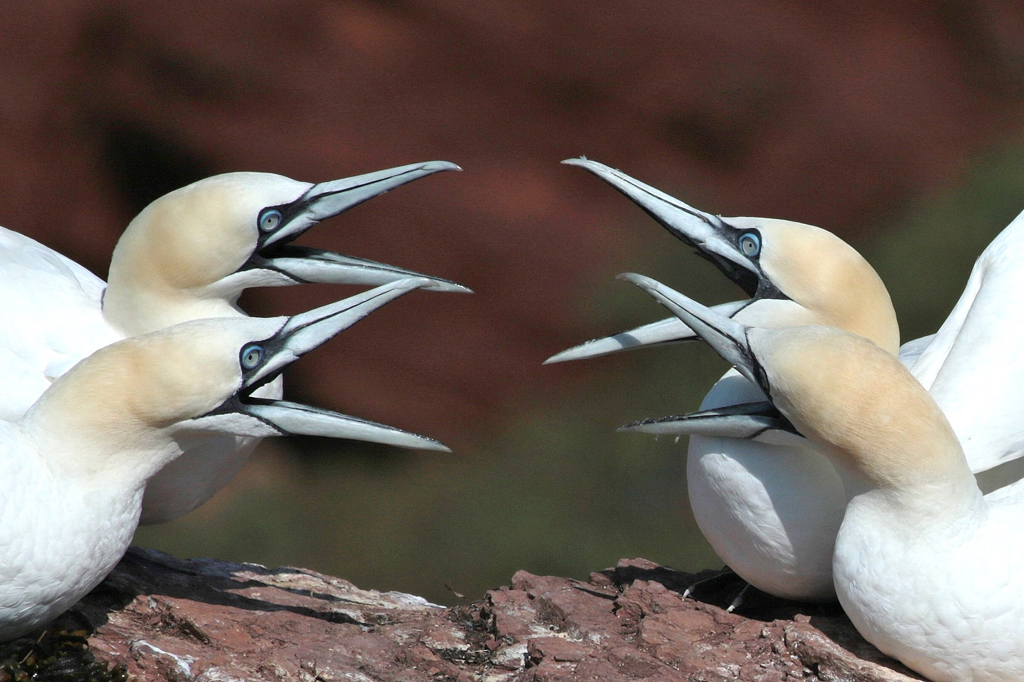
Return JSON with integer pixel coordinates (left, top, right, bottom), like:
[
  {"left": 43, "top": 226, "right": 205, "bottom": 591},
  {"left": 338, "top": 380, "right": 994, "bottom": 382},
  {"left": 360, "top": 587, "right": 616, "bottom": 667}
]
[
  {"left": 0, "top": 162, "right": 464, "bottom": 524},
  {"left": 833, "top": 480, "right": 1021, "bottom": 682},
  {"left": 0, "top": 425, "right": 144, "bottom": 640},
  {"left": 686, "top": 371, "right": 845, "bottom": 600},
  {"left": 0, "top": 226, "right": 118, "bottom": 420}
]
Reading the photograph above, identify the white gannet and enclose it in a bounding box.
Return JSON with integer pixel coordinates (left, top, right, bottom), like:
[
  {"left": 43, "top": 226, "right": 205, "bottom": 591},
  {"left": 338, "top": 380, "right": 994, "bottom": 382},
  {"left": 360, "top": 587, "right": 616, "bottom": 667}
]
[
  {"left": 624, "top": 274, "right": 1024, "bottom": 682},
  {"left": 550, "top": 159, "right": 1024, "bottom": 603},
  {"left": 0, "top": 278, "right": 448, "bottom": 642},
  {"left": 0, "top": 161, "right": 467, "bottom": 525},
  {"left": 547, "top": 159, "right": 898, "bottom": 601}
]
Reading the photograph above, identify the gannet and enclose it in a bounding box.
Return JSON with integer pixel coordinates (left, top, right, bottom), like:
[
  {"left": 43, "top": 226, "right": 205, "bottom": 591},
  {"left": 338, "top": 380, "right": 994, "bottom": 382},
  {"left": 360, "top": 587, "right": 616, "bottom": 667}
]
[
  {"left": 547, "top": 159, "right": 898, "bottom": 601},
  {"left": 550, "top": 159, "right": 1024, "bottom": 603},
  {"left": 0, "top": 278, "right": 447, "bottom": 642},
  {"left": 623, "top": 274, "right": 1024, "bottom": 682},
  {"left": 0, "top": 160, "right": 467, "bottom": 524}
]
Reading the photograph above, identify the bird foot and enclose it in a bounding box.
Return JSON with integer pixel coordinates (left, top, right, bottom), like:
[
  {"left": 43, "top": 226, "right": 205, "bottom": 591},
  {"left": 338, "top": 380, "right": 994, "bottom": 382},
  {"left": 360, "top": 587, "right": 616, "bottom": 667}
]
[
  {"left": 682, "top": 567, "right": 751, "bottom": 611},
  {"left": 725, "top": 584, "right": 751, "bottom": 612}
]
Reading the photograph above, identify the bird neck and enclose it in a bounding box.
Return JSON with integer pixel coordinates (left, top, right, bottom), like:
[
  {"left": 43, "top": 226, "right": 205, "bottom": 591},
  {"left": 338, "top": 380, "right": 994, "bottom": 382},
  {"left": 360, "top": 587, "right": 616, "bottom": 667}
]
[
  {"left": 761, "top": 326, "right": 979, "bottom": 515},
  {"left": 103, "top": 281, "right": 242, "bottom": 336},
  {"left": 824, "top": 439, "right": 982, "bottom": 522},
  {"left": 21, "top": 330, "right": 235, "bottom": 490},
  {"left": 25, "top": 403, "right": 182, "bottom": 493}
]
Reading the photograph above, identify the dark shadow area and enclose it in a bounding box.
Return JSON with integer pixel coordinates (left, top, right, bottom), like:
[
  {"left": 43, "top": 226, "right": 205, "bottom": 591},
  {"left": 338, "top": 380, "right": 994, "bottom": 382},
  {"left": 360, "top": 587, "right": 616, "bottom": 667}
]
[
  {"left": 69, "top": 547, "right": 390, "bottom": 636},
  {"left": 98, "top": 119, "right": 215, "bottom": 215},
  {"left": 600, "top": 561, "right": 842, "bottom": 622},
  {"left": 976, "top": 453, "right": 1024, "bottom": 495},
  {"left": 0, "top": 625, "right": 127, "bottom": 682}
]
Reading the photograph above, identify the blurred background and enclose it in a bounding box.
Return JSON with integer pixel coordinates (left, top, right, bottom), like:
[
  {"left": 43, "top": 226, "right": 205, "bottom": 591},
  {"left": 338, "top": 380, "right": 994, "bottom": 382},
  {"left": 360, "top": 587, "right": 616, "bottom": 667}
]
[{"left": 3, "top": 1, "right": 1024, "bottom": 605}]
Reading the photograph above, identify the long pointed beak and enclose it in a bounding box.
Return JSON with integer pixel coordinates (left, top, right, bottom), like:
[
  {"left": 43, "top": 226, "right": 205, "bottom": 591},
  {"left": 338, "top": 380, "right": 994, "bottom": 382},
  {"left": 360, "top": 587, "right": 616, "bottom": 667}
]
[
  {"left": 263, "top": 160, "right": 461, "bottom": 248},
  {"left": 248, "top": 277, "right": 432, "bottom": 388},
  {"left": 617, "top": 273, "right": 768, "bottom": 394},
  {"left": 563, "top": 158, "right": 758, "bottom": 295},
  {"left": 619, "top": 401, "right": 797, "bottom": 440},
  {"left": 261, "top": 246, "right": 471, "bottom": 293},
  {"left": 563, "top": 158, "right": 724, "bottom": 245},
  {"left": 198, "top": 277, "right": 452, "bottom": 451},
  {"left": 241, "top": 400, "right": 450, "bottom": 452},
  {"left": 543, "top": 300, "right": 749, "bottom": 364},
  {"left": 251, "top": 160, "right": 467, "bottom": 292}
]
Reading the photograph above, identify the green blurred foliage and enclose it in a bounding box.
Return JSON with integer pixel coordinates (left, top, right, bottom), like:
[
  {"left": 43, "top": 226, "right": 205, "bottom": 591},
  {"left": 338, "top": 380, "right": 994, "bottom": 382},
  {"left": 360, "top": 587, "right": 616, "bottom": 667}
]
[{"left": 135, "top": 138, "right": 1024, "bottom": 605}]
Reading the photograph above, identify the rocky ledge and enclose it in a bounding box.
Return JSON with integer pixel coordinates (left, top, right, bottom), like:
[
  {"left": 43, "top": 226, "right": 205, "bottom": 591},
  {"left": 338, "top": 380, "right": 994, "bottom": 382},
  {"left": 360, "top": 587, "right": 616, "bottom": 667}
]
[{"left": 43, "top": 548, "right": 924, "bottom": 682}]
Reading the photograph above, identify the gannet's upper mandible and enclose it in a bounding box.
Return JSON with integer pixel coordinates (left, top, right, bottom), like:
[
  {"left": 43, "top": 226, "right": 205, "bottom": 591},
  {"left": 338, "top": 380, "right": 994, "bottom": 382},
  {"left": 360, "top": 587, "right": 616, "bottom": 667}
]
[{"left": 0, "top": 279, "right": 447, "bottom": 642}]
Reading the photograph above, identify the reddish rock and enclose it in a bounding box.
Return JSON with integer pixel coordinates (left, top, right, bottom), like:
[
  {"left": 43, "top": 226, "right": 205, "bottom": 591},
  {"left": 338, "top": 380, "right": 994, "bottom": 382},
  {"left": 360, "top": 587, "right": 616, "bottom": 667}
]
[{"left": 56, "top": 549, "right": 927, "bottom": 681}]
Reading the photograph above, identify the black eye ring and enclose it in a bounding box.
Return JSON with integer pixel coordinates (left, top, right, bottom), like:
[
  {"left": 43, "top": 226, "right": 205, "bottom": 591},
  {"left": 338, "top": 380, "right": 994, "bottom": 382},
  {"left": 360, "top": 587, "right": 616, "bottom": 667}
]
[
  {"left": 739, "top": 232, "right": 761, "bottom": 257},
  {"left": 241, "top": 344, "right": 264, "bottom": 370},
  {"left": 259, "top": 209, "right": 283, "bottom": 233}
]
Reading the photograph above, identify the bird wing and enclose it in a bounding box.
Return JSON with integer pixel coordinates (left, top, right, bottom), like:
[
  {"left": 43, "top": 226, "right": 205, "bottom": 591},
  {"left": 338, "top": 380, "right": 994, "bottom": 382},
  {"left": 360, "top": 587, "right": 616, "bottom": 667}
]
[
  {"left": 897, "top": 334, "right": 935, "bottom": 369},
  {"left": 915, "top": 212, "right": 1024, "bottom": 474},
  {"left": 907, "top": 260, "right": 984, "bottom": 391},
  {"left": 0, "top": 226, "right": 120, "bottom": 420}
]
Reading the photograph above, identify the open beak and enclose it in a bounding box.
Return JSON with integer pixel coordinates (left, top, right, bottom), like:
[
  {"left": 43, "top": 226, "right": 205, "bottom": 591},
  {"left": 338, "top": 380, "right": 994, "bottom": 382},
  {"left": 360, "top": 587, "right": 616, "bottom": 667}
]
[
  {"left": 253, "top": 160, "right": 470, "bottom": 292},
  {"left": 204, "top": 278, "right": 452, "bottom": 451},
  {"left": 545, "top": 158, "right": 767, "bottom": 365}
]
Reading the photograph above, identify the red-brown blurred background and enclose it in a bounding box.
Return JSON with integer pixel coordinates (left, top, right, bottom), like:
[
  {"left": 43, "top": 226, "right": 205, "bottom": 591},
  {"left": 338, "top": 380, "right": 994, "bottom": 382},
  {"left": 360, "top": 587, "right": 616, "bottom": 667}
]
[{"left": 4, "top": 1, "right": 1024, "bottom": 603}]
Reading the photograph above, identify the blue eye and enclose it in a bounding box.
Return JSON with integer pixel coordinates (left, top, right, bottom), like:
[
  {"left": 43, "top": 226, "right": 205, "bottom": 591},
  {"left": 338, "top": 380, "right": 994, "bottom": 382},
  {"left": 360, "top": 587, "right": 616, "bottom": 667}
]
[
  {"left": 259, "top": 210, "right": 282, "bottom": 232},
  {"left": 739, "top": 232, "right": 760, "bottom": 257},
  {"left": 241, "top": 344, "right": 263, "bottom": 370}
]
